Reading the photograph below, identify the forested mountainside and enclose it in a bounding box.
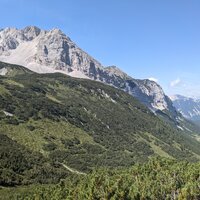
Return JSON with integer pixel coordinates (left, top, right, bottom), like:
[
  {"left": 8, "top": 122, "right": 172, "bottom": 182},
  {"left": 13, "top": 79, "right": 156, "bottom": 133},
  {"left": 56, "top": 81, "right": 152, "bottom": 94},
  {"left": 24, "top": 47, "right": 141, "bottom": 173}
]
[{"left": 0, "top": 61, "right": 200, "bottom": 188}]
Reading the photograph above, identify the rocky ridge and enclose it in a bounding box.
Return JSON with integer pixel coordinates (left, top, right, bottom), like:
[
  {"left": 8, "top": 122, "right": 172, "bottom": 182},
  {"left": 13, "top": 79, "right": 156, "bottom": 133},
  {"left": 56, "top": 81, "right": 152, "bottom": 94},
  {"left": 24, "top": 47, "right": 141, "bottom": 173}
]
[{"left": 0, "top": 26, "right": 176, "bottom": 113}]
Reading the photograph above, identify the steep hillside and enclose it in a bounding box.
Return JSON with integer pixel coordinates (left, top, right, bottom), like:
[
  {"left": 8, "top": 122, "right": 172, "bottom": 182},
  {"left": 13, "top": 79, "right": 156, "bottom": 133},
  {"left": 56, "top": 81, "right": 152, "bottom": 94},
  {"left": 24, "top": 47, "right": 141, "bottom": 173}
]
[{"left": 0, "top": 62, "right": 200, "bottom": 187}]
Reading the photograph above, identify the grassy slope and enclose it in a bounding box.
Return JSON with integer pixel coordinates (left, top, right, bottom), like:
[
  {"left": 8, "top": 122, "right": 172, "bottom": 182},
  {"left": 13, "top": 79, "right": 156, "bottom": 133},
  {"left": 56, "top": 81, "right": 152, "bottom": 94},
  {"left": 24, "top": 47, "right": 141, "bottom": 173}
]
[{"left": 0, "top": 61, "right": 200, "bottom": 186}]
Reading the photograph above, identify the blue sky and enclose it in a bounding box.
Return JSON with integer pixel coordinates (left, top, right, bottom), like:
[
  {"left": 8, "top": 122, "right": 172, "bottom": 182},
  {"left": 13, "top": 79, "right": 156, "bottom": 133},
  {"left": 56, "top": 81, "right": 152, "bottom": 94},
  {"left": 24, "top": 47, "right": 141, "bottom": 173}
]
[{"left": 1, "top": 0, "right": 200, "bottom": 97}]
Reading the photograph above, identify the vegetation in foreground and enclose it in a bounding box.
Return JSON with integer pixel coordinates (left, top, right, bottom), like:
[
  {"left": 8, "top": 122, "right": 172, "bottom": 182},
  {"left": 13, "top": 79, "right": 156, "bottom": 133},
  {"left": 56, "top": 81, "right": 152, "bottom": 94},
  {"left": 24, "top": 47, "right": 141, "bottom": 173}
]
[{"left": 0, "top": 158, "right": 199, "bottom": 200}]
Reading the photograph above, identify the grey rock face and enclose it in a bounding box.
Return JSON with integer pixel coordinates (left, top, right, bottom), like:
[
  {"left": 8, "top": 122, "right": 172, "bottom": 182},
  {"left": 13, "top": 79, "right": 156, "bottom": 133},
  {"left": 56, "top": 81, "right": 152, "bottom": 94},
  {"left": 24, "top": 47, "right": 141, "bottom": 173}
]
[
  {"left": 0, "top": 26, "right": 103, "bottom": 73},
  {"left": 23, "top": 26, "right": 41, "bottom": 41},
  {"left": 0, "top": 26, "right": 176, "bottom": 114}
]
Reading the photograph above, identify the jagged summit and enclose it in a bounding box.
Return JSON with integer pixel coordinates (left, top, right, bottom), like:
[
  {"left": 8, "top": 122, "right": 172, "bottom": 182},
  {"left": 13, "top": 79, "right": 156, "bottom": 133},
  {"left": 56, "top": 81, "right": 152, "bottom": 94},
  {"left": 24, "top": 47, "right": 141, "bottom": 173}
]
[
  {"left": 23, "top": 26, "right": 41, "bottom": 40},
  {"left": 105, "top": 65, "right": 129, "bottom": 79},
  {"left": 50, "top": 28, "right": 65, "bottom": 35},
  {"left": 0, "top": 26, "right": 177, "bottom": 114},
  {"left": 0, "top": 26, "right": 102, "bottom": 75}
]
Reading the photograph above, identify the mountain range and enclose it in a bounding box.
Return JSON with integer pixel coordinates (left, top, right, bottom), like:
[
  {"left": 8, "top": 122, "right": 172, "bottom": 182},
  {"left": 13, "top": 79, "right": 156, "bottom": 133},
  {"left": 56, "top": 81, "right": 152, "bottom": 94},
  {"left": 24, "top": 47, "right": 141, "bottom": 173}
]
[
  {"left": 1, "top": 26, "right": 199, "bottom": 135},
  {"left": 171, "top": 95, "right": 200, "bottom": 125},
  {"left": 0, "top": 26, "right": 178, "bottom": 115}
]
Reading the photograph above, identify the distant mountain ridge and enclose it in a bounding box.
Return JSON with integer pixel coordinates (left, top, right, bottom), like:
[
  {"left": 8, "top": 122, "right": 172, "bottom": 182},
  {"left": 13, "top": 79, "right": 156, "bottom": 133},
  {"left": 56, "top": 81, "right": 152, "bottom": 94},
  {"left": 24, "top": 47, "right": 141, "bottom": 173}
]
[
  {"left": 171, "top": 94, "right": 200, "bottom": 123},
  {"left": 0, "top": 26, "right": 176, "bottom": 115}
]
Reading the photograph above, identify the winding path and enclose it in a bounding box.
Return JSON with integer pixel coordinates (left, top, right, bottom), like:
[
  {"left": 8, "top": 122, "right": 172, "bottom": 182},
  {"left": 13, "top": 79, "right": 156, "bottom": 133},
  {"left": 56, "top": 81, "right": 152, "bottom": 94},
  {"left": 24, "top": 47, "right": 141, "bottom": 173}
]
[{"left": 60, "top": 163, "right": 87, "bottom": 175}]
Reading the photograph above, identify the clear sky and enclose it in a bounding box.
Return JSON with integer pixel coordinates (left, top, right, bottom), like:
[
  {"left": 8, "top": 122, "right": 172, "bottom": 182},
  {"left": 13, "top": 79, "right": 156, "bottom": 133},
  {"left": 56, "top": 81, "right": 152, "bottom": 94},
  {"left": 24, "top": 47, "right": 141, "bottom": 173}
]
[{"left": 1, "top": 0, "right": 200, "bottom": 97}]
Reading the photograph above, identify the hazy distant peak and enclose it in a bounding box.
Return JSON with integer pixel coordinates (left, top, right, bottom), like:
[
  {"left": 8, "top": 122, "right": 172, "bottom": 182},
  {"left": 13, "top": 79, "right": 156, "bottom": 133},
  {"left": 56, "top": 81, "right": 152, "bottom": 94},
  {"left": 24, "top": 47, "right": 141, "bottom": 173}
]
[
  {"left": 171, "top": 94, "right": 200, "bottom": 121},
  {"left": 170, "top": 94, "right": 193, "bottom": 101}
]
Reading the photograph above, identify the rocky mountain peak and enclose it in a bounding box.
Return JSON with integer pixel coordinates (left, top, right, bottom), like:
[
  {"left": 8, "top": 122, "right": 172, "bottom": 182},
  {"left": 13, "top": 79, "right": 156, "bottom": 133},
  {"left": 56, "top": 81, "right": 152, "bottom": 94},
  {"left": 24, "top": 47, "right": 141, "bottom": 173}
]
[
  {"left": 22, "top": 26, "right": 41, "bottom": 40},
  {"left": 50, "top": 28, "right": 64, "bottom": 35},
  {"left": 125, "top": 78, "right": 170, "bottom": 111},
  {"left": 0, "top": 26, "right": 103, "bottom": 74},
  {"left": 105, "top": 65, "right": 129, "bottom": 79}
]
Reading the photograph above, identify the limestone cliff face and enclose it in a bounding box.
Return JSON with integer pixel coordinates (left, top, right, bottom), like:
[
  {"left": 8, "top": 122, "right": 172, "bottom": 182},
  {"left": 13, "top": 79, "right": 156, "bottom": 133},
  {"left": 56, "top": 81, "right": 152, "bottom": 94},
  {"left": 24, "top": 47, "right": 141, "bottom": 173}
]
[{"left": 0, "top": 26, "right": 102, "bottom": 76}]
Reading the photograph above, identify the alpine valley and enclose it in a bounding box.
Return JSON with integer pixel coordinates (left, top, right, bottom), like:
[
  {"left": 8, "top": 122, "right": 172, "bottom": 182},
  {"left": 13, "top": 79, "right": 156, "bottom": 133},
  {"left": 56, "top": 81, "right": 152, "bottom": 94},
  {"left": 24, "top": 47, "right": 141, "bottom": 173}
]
[{"left": 0, "top": 27, "right": 200, "bottom": 199}]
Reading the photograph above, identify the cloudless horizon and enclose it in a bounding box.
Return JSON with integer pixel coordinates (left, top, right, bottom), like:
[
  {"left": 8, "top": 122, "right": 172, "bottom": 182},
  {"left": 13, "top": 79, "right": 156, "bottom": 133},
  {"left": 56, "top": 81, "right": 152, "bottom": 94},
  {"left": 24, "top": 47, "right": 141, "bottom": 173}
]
[{"left": 1, "top": 0, "right": 200, "bottom": 97}]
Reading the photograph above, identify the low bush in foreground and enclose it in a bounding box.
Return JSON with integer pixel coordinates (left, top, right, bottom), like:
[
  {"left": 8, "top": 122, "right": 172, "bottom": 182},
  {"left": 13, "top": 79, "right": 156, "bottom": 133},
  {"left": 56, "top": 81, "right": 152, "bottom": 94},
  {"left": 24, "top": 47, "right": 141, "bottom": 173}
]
[{"left": 1, "top": 158, "right": 200, "bottom": 200}]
